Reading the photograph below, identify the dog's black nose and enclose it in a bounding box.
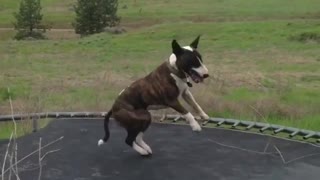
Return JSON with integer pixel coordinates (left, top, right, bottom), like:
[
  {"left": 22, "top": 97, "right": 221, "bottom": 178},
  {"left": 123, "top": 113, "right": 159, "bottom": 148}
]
[{"left": 203, "top": 74, "right": 209, "bottom": 79}]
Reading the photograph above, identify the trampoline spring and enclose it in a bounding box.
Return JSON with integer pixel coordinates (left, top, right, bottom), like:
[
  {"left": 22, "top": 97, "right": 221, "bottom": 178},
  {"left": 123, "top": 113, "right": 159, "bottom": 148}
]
[
  {"left": 303, "top": 133, "right": 316, "bottom": 140},
  {"left": 260, "top": 125, "right": 270, "bottom": 133},
  {"left": 246, "top": 123, "right": 255, "bottom": 130},
  {"left": 231, "top": 121, "right": 241, "bottom": 129},
  {"left": 173, "top": 116, "right": 182, "bottom": 122},
  {"left": 290, "top": 130, "right": 300, "bottom": 137},
  {"left": 217, "top": 120, "right": 225, "bottom": 126},
  {"left": 274, "top": 127, "right": 284, "bottom": 134},
  {"left": 202, "top": 120, "right": 209, "bottom": 126},
  {"left": 160, "top": 114, "right": 167, "bottom": 122},
  {"left": 32, "top": 117, "right": 38, "bottom": 132}
]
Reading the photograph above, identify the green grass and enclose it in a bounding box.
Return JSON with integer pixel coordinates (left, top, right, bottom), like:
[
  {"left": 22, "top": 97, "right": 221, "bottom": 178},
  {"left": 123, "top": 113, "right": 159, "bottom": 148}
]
[
  {"left": 280, "top": 88, "right": 320, "bottom": 105},
  {"left": 1, "top": 0, "right": 320, "bottom": 28},
  {"left": 267, "top": 115, "right": 320, "bottom": 132},
  {"left": 0, "top": 0, "right": 320, "bottom": 139},
  {"left": 0, "top": 21, "right": 319, "bottom": 129},
  {"left": 0, "top": 119, "right": 51, "bottom": 139},
  {"left": 224, "top": 87, "right": 264, "bottom": 102}
]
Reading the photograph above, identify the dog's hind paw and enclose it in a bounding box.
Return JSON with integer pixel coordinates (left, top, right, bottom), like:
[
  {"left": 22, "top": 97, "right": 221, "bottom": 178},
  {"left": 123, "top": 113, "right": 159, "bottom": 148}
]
[
  {"left": 133, "top": 142, "right": 149, "bottom": 155},
  {"left": 143, "top": 145, "right": 153, "bottom": 154},
  {"left": 98, "top": 139, "right": 105, "bottom": 146}
]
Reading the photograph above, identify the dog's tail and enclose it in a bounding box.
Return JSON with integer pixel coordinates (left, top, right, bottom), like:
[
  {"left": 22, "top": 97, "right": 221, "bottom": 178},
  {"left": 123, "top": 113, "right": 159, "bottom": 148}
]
[{"left": 98, "top": 110, "right": 112, "bottom": 146}]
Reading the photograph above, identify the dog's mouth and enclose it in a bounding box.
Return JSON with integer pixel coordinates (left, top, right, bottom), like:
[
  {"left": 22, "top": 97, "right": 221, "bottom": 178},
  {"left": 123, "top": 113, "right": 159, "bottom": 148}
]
[{"left": 188, "top": 70, "right": 204, "bottom": 83}]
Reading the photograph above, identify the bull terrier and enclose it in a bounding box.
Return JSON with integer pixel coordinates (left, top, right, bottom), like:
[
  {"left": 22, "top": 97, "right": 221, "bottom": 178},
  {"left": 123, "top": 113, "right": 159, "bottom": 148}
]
[{"left": 98, "top": 36, "right": 210, "bottom": 156}]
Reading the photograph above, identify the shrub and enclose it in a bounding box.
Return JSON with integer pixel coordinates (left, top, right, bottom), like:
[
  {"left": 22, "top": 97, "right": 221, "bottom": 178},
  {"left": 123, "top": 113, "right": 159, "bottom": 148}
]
[
  {"left": 289, "top": 32, "right": 320, "bottom": 43},
  {"left": 13, "top": 0, "right": 47, "bottom": 40},
  {"left": 73, "top": 0, "right": 120, "bottom": 37}
]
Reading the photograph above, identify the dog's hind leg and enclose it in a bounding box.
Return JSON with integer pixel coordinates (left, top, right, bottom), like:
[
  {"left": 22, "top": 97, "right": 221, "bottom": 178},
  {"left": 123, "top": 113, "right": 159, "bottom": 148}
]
[
  {"left": 114, "top": 109, "right": 152, "bottom": 156},
  {"left": 136, "top": 132, "right": 152, "bottom": 154},
  {"left": 126, "top": 129, "right": 149, "bottom": 156}
]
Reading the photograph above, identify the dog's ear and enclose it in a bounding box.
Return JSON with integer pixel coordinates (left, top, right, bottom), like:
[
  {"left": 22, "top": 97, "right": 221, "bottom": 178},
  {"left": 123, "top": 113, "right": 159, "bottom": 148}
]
[
  {"left": 172, "top": 39, "right": 183, "bottom": 56},
  {"left": 190, "top": 35, "right": 201, "bottom": 49}
]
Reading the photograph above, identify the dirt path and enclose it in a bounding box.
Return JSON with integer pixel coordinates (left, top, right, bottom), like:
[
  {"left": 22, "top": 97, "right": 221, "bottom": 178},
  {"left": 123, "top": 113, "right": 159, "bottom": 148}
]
[{"left": 0, "top": 28, "right": 74, "bottom": 32}]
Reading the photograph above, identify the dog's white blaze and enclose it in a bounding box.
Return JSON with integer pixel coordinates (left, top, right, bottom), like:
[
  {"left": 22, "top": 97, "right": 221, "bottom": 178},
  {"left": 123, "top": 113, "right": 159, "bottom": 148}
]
[
  {"left": 118, "top": 88, "right": 125, "bottom": 95},
  {"left": 136, "top": 132, "right": 152, "bottom": 154},
  {"left": 183, "top": 46, "right": 193, "bottom": 51},
  {"left": 192, "top": 57, "right": 208, "bottom": 76},
  {"left": 183, "top": 112, "right": 202, "bottom": 131},
  {"left": 133, "top": 142, "right": 149, "bottom": 155}
]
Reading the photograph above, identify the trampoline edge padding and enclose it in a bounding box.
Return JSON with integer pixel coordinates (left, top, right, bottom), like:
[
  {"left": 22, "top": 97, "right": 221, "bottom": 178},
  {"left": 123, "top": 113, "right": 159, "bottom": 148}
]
[{"left": 0, "top": 111, "right": 319, "bottom": 141}]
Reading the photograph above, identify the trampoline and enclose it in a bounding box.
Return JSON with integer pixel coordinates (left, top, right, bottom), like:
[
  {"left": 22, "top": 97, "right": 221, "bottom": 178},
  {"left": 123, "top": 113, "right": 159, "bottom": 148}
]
[{"left": 1, "top": 115, "right": 320, "bottom": 180}]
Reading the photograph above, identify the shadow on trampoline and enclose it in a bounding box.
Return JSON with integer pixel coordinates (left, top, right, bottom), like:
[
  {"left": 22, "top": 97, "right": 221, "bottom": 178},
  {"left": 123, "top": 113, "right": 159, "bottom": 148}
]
[{"left": 0, "top": 118, "right": 319, "bottom": 180}]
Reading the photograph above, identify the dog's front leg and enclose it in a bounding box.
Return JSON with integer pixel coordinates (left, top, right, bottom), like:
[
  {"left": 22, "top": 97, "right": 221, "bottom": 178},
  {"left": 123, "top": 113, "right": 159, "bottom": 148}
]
[
  {"left": 182, "top": 90, "right": 209, "bottom": 120},
  {"left": 168, "top": 100, "right": 202, "bottom": 132}
]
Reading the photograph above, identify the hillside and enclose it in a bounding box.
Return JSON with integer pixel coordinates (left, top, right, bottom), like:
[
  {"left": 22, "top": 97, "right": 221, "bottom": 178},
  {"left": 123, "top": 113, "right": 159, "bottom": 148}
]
[{"left": 0, "top": 0, "right": 319, "bottom": 131}]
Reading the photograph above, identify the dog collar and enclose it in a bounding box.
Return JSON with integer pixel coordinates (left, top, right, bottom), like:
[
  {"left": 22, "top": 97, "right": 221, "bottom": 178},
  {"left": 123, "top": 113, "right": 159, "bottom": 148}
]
[
  {"left": 166, "top": 60, "right": 193, "bottom": 87},
  {"left": 184, "top": 72, "right": 193, "bottom": 87}
]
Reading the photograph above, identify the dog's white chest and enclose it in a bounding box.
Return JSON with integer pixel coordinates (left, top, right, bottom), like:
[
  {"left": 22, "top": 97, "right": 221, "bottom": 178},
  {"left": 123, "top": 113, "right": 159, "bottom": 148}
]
[{"left": 170, "top": 73, "right": 188, "bottom": 96}]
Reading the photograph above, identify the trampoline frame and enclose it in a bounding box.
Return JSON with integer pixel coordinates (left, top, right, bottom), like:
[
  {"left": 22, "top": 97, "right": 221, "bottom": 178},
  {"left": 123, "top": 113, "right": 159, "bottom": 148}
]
[{"left": 0, "top": 111, "right": 319, "bottom": 142}]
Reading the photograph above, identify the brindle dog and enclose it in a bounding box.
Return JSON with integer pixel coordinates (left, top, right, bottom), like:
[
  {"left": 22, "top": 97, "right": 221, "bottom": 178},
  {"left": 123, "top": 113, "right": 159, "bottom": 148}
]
[{"left": 98, "top": 36, "right": 209, "bottom": 156}]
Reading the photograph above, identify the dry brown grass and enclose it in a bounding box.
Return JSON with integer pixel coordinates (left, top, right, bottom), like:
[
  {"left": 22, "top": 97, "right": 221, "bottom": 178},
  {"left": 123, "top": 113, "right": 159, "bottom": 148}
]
[
  {"left": 191, "top": 79, "right": 318, "bottom": 124},
  {"left": 184, "top": 48, "right": 319, "bottom": 122},
  {"left": 45, "top": 29, "right": 79, "bottom": 40},
  {"left": 1, "top": 70, "right": 132, "bottom": 114},
  {"left": 0, "top": 20, "right": 319, "bottom": 131},
  {"left": 0, "top": 47, "right": 314, "bottom": 121}
]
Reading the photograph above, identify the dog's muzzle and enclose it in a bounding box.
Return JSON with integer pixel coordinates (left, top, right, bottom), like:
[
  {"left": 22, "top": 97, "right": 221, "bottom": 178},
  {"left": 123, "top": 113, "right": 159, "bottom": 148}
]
[{"left": 189, "top": 70, "right": 209, "bottom": 83}]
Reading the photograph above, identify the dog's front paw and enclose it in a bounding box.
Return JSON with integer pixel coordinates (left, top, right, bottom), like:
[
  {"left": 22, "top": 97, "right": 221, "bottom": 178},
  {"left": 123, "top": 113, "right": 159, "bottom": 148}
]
[
  {"left": 191, "top": 122, "right": 202, "bottom": 132},
  {"left": 200, "top": 113, "right": 210, "bottom": 120}
]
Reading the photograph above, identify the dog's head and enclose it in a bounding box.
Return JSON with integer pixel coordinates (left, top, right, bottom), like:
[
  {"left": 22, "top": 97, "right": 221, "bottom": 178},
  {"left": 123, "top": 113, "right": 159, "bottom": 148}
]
[{"left": 169, "top": 36, "right": 209, "bottom": 83}]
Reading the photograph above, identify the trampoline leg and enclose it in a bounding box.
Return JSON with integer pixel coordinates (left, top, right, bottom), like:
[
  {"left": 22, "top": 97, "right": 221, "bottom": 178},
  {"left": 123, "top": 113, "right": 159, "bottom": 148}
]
[{"left": 136, "top": 132, "right": 152, "bottom": 154}]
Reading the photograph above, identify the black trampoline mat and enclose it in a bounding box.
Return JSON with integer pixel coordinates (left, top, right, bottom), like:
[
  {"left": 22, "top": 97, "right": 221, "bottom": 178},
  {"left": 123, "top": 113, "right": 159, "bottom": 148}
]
[{"left": 1, "top": 119, "right": 320, "bottom": 180}]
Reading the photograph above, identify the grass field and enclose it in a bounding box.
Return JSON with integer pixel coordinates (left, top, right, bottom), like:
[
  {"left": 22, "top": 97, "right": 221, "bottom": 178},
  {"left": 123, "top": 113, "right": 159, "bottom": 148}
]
[
  {"left": 0, "top": 119, "right": 50, "bottom": 139},
  {"left": 0, "top": 0, "right": 320, "bottom": 28},
  {"left": 0, "top": 0, "right": 319, "bottom": 138}
]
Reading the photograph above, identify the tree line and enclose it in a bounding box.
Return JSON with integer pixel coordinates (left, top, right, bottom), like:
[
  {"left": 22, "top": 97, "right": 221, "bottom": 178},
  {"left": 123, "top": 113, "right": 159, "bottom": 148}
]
[{"left": 14, "top": 0, "right": 120, "bottom": 40}]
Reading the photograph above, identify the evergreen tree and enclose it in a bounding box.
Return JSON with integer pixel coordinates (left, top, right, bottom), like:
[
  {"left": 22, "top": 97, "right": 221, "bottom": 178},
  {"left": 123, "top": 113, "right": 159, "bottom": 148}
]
[
  {"left": 73, "top": 0, "right": 120, "bottom": 36},
  {"left": 13, "top": 0, "right": 46, "bottom": 40}
]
